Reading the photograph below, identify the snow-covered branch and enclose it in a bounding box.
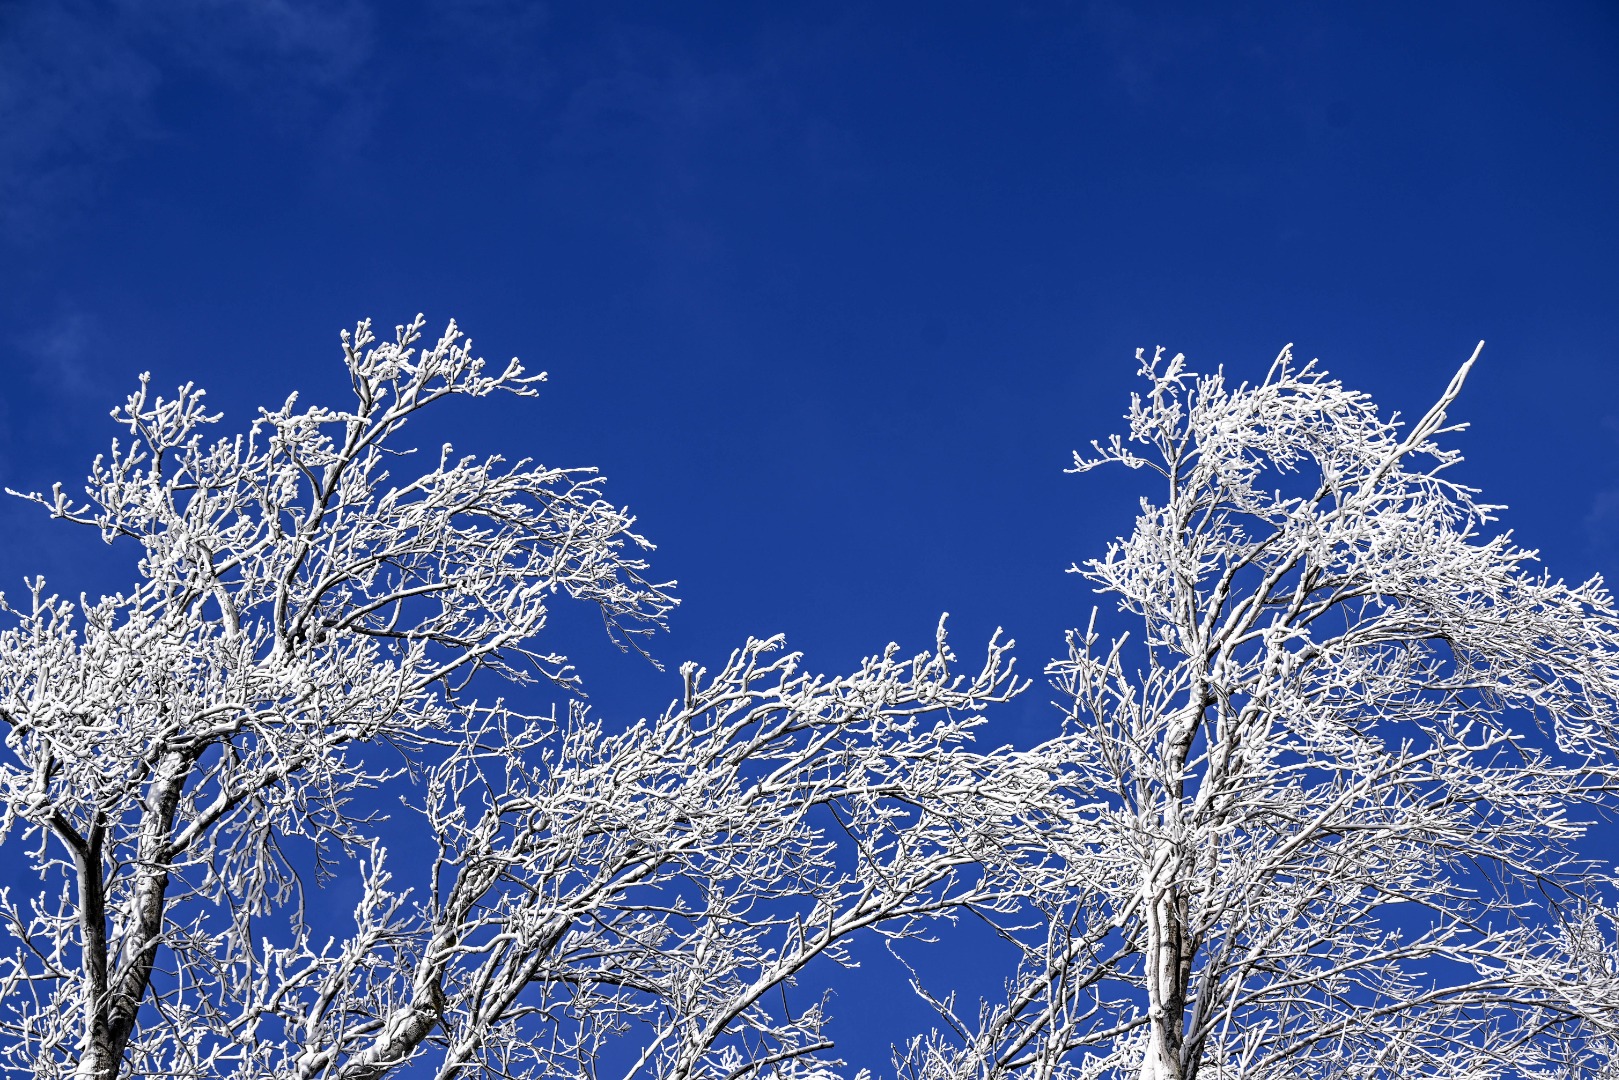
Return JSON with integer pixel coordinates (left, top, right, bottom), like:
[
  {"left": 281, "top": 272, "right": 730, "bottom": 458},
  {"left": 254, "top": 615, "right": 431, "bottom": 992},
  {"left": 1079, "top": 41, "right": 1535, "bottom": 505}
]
[
  {"left": 4, "top": 327, "right": 1616, "bottom": 1080},
  {"left": 1028, "top": 345, "right": 1619, "bottom": 1080}
]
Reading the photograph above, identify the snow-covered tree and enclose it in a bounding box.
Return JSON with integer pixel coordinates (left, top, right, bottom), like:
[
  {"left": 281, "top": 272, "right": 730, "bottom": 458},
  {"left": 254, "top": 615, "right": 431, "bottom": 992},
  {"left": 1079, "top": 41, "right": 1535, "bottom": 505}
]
[
  {"left": 0, "top": 316, "right": 1050, "bottom": 1079},
  {"left": 3, "top": 323, "right": 1616, "bottom": 1080},
  {"left": 927, "top": 345, "right": 1619, "bottom": 1080}
]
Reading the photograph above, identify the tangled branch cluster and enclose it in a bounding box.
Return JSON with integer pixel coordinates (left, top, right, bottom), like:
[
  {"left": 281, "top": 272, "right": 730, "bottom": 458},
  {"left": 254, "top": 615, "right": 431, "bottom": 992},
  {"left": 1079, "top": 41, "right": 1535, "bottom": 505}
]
[{"left": 0, "top": 322, "right": 1614, "bottom": 1080}]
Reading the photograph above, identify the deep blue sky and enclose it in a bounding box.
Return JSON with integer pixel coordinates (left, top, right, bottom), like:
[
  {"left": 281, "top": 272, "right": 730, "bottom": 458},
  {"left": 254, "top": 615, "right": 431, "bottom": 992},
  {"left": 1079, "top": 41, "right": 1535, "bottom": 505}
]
[
  {"left": 5, "top": 1, "right": 1619, "bottom": 691},
  {"left": 1, "top": 0, "right": 1617, "bottom": 1057},
  {"left": 6, "top": 0, "right": 1617, "bottom": 714}
]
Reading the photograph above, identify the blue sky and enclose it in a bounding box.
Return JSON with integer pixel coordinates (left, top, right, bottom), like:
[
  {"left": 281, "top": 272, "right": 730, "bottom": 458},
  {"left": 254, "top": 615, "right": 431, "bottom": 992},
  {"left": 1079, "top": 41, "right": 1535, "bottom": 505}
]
[
  {"left": 6, "top": 0, "right": 1617, "bottom": 711},
  {"left": 1, "top": 0, "right": 1617, "bottom": 1061}
]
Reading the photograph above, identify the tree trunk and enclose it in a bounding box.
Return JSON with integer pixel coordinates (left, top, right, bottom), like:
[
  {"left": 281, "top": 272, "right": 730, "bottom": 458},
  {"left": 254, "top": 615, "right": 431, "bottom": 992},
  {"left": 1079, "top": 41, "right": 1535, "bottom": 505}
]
[
  {"left": 1140, "top": 694, "right": 1201, "bottom": 1080},
  {"left": 1139, "top": 851, "right": 1188, "bottom": 1080},
  {"left": 72, "top": 751, "right": 190, "bottom": 1080},
  {"left": 73, "top": 1041, "right": 118, "bottom": 1080},
  {"left": 69, "top": 815, "right": 115, "bottom": 1080}
]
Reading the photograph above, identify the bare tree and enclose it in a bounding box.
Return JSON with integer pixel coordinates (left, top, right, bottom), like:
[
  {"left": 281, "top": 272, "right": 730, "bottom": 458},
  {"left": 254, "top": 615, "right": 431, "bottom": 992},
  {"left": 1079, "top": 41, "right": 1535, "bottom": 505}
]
[
  {"left": 912, "top": 346, "right": 1619, "bottom": 1080},
  {"left": 0, "top": 316, "right": 1049, "bottom": 1079}
]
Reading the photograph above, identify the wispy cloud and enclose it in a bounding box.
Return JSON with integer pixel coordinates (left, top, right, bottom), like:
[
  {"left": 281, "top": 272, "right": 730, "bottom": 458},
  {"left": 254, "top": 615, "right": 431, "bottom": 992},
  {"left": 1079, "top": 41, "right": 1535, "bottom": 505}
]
[
  {"left": 0, "top": 5, "right": 158, "bottom": 242},
  {"left": 133, "top": 0, "right": 375, "bottom": 116},
  {"left": 547, "top": 19, "right": 857, "bottom": 191},
  {"left": 555, "top": 47, "right": 753, "bottom": 177},
  {"left": 0, "top": 305, "right": 108, "bottom": 484},
  {"left": 534, "top": 18, "right": 863, "bottom": 336},
  {"left": 1587, "top": 490, "right": 1619, "bottom": 549},
  {"left": 426, "top": 0, "right": 552, "bottom": 100},
  {"left": 17, "top": 307, "right": 102, "bottom": 398},
  {"left": 0, "top": 0, "right": 376, "bottom": 243},
  {"left": 1583, "top": 417, "right": 1619, "bottom": 576}
]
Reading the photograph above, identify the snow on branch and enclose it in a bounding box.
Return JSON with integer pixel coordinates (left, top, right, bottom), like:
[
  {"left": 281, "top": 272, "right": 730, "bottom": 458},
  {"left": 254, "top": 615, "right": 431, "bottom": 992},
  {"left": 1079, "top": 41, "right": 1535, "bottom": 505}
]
[
  {"left": 2, "top": 329, "right": 1616, "bottom": 1080},
  {"left": 1032, "top": 343, "right": 1619, "bottom": 1080}
]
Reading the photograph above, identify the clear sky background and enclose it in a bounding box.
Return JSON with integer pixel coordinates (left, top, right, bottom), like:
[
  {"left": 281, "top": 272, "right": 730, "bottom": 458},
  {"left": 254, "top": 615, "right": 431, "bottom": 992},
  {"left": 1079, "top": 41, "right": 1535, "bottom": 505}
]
[{"left": 2, "top": 0, "right": 1617, "bottom": 1064}]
